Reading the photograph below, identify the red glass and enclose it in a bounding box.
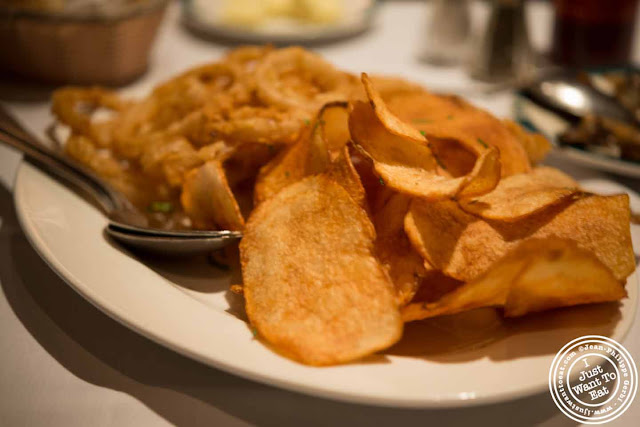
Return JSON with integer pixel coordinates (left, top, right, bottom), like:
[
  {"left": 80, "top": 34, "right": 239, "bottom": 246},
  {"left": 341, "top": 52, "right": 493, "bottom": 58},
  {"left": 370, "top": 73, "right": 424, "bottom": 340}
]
[{"left": 551, "top": 0, "right": 639, "bottom": 66}]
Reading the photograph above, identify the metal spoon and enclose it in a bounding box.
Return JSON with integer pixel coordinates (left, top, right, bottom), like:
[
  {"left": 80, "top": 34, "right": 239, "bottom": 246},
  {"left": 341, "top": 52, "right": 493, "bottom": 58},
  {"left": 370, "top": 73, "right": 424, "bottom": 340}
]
[
  {"left": 0, "top": 106, "right": 241, "bottom": 256},
  {"left": 519, "top": 74, "right": 637, "bottom": 125}
]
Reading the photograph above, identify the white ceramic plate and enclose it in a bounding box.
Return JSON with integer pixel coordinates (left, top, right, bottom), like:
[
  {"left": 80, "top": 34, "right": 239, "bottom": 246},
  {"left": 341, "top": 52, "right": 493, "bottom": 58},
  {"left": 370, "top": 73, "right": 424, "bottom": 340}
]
[
  {"left": 14, "top": 162, "right": 638, "bottom": 408},
  {"left": 182, "top": 0, "right": 375, "bottom": 45}
]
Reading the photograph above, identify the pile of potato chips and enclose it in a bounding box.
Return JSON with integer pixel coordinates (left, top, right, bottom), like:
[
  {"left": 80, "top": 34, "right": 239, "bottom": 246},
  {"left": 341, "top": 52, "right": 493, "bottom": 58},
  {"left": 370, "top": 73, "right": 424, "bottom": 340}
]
[{"left": 52, "top": 47, "right": 635, "bottom": 366}]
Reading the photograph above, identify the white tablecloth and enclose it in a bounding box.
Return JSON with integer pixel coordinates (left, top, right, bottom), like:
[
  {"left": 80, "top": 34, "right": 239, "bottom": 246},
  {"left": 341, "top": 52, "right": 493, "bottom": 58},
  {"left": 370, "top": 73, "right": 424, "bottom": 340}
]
[{"left": 1, "top": 2, "right": 639, "bottom": 425}]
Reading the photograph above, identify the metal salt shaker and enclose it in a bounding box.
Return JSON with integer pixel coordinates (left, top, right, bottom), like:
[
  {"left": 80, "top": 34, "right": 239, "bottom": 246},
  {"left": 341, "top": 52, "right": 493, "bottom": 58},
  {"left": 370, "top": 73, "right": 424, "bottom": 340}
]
[
  {"left": 419, "top": 0, "right": 471, "bottom": 66},
  {"left": 469, "top": 0, "right": 535, "bottom": 83}
]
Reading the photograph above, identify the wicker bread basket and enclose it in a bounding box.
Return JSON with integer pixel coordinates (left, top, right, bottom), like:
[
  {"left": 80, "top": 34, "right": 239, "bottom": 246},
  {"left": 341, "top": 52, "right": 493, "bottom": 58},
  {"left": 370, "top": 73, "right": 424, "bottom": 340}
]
[{"left": 0, "top": 0, "right": 168, "bottom": 85}]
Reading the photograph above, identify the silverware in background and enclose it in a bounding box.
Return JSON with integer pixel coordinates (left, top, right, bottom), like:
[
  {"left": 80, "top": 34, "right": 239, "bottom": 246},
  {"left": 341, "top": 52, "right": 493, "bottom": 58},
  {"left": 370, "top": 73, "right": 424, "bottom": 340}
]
[{"left": 469, "top": 0, "right": 535, "bottom": 83}]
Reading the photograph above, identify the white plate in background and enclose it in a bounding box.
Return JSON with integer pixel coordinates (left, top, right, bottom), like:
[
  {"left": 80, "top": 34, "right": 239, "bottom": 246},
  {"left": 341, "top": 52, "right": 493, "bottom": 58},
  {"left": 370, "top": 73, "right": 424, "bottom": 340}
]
[
  {"left": 182, "top": 0, "right": 375, "bottom": 45},
  {"left": 515, "top": 95, "right": 640, "bottom": 178}
]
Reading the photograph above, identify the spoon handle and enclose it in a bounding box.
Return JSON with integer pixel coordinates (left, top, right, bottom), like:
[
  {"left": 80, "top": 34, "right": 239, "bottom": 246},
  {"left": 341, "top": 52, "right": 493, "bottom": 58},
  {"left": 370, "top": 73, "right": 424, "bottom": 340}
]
[{"left": 0, "top": 105, "right": 126, "bottom": 215}]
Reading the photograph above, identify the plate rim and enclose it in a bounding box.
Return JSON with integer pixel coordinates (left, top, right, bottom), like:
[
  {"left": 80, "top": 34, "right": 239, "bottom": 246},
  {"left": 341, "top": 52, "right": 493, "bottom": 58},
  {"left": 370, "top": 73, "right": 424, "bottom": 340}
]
[{"left": 13, "top": 161, "right": 639, "bottom": 409}]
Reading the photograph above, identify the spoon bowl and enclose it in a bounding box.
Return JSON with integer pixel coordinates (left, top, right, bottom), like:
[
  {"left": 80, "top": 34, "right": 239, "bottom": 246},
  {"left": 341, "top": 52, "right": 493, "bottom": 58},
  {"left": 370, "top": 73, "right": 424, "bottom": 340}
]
[
  {"left": 106, "top": 225, "right": 241, "bottom": 256},
  {"left": 520, "top": 74, "right": 637, "bottom": 124}
]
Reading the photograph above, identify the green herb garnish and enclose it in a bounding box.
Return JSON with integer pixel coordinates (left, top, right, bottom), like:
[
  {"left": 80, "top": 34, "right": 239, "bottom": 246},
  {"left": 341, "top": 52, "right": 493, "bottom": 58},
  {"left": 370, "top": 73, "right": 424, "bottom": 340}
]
[
  {"left": 477, "top": 137, "right": 488, "bottom": 148},
  {"left": 251, "top": 327, "right": 258, "bottom": 337},
  {"left": 419, "top": 130, "right": 426, "bottom": 136},
  {"left": 148, "top": 201, "right": 173, "bottom": 213},
  {"left": 304, "top": 118, "right": 310, "bottom": 125},
  {"left": 379, "top": 176, "right": 385, "bottom": 186}
]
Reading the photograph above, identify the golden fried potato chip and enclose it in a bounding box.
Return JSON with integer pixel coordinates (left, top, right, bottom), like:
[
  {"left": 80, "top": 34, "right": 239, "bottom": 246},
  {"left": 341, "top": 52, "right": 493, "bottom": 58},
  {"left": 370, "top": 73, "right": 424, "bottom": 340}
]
[
  {"left": 253, "top": 125, "right": 313, "bottom": 205},
  {"left": 361, "top": 73, "right": 427, "bottom": 143},
  {"left": 253, "top": 102, "right": 352, "bottom": 204},
  {"left": 181, "top": 161, "right": 245, "bottom": 230},
  {"left": 319, "top": 101, "right": 351, "bottom": 159},
  {"left": 408, "top": 269, "right": 464, "bottom": 305},
  {"left": 402, "top": 238, "right": 626, "bottom": 321},
  {"left": 502, "top": 119, "right": 551, "bottom": 165},
  {"left": 504, "top": 239, "right": 627, "bottom": 317},
  {"left": 349, "top": 148, "right": 391, "bottom": 212},
  {"left": 223, "top": 143, "right": 276, "bottom": 188},
  {"left": 387, "top": 91, "right": 531, "bottom": 176},
  {"left": 326, "top": 145, "right": 367, "bottom": 209},
  {"left": 373, "top": 193, "right": 427, "bottom": 305},
  {"left": 456, "top": 147, "right": 502, "bottom": 198},
  {"left": 458, "top": 166, "right": 579, "bottom": 221},
  {"left": 241, "top": 175, "right": 402, "bottom": 366},
  {"left": 349, "top": 75, "right": 500, "bottom": 200},
  {"left": 405, "top": 194, "right": 634, "bottom": 283},
  {"left": 349, "top": 74, "right": 426, "bottom": 103},
  {"left": 368, "top": 75, "right": 426, "bottom": 101}
]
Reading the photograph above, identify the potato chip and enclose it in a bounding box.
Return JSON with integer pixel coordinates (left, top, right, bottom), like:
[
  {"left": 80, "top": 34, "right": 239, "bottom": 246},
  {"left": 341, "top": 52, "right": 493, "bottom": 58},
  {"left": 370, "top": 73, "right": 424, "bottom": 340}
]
[
  {"left": 504, "top": 239, "right": 627, "bottom": 317},
  {"left": 405, "top": 194, "right": 634, "bottom": 283},
  {"left": 402, "top": 238, "right": 626, "bottom": 321},
  {"left": 181, "top": 161, "right": 245, "bottom": 230},
  {"left": 253, "top": 102, "right": 352, "bottom": 204},
  {"left": 408, "top": 269, "right": 464, "bottom": 305},
  {"left": 368, "top": 75, "right": 426, "bottom": 101},
  {"left": 241, "top": 175, "right": 402, "bottom": 366},
  {"left": 253, "top": 125, "right": 314, "bottom": 205},
  {"left": 349, "top": 75, "right": 500, "bottom": 200},
  {"left": 386, "top": 91, "right": 531, "bottom": 176},
  {"left": 361, "top": 73, "right": 427, "bottom": 143},
  {"left": 349, "top": 148, "right": 391, "bottom": 212},
  {"left": 502, "top": 119, "right": 551, "bottom": 165},
  {"left": 458, "top": 166, "right": 580, "bottom": 221},
  {"left": 223, "top": 143, "right": 276, "bottom": 188},
  {"left": 326, "top": 145, "right": 367, "bottom": 209},
  {"left": 319, "top": 101, "right": 351, "bottom": 159},
  {"left": 373, "top": 193, "right": 427, "bottom": 305},
  {"left": 456, "top": 147, "right": 502, "bottom": 198}
]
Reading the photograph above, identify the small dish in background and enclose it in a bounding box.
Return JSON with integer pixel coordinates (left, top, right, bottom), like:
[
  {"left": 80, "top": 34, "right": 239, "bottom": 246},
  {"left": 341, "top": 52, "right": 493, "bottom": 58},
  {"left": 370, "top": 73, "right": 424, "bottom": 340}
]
[
  {"left": 515, "top": 67, "right": 640, "bottom": 178},
  {"left": 182, "top": 0, "right": 376, "bottom": 45}
]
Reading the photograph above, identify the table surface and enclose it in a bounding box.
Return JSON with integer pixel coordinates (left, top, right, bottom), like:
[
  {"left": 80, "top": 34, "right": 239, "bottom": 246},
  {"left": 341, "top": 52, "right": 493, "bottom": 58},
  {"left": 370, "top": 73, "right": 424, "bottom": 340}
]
[{"left": 1, "top": 1, "right": 640, "bottom": 426}]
